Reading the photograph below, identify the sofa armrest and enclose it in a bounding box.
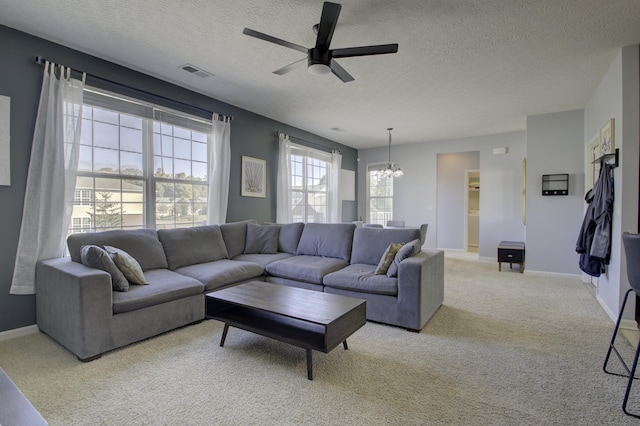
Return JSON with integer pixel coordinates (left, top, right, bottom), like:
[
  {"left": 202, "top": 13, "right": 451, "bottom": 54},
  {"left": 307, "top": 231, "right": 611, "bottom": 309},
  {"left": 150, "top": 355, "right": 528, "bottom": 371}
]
[
  {"left": 36, "top": 258, "right": 114, "bottom": 360},
  {"left": 396, "top": 249, "right": 445, "bottom": 330}
]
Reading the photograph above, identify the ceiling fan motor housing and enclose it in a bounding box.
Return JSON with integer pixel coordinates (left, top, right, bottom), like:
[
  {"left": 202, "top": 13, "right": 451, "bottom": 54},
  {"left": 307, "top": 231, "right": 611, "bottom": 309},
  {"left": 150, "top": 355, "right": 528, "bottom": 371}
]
[{"left": 308, "top": 49, "right": 331, "bottom": 67}]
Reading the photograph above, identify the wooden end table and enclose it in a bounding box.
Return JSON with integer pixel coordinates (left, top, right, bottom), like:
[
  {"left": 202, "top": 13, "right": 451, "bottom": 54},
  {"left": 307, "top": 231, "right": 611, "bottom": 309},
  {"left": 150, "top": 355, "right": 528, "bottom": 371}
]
[{"left": 205, "top": 281, "right": 366, "bottom": 380}]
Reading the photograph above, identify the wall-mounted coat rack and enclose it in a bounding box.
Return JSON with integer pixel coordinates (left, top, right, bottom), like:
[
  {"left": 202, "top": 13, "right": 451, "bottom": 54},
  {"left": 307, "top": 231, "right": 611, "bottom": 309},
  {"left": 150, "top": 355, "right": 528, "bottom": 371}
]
[
  {"left": 542, "top": 174, "right": 569, "bottom": 195},
  {"left": 592, "top": 148, "right": 619, "bottom": 168}
]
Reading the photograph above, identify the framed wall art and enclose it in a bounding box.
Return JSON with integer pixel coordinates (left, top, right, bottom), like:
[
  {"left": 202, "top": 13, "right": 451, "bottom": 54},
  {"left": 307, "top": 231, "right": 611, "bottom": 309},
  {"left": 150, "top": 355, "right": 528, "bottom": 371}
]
[
  {"left": 241, "top": 156, "right": 266, "bottom": 197},
  {"left": 600, "top": 118, "right": 614, "bottom": 155}
]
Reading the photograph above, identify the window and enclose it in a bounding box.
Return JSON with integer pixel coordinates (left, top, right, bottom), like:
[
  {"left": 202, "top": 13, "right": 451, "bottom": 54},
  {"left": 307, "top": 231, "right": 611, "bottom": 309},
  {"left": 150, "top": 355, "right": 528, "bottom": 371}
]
[
  {"left": 71, "top": 87, "right": 212, "bottom": 235},
  {"left": 74, "top": 189, "right": 92, "bottom": 206},
  {"left": 367, "top": 164, "right": 393, "bottom": 225},
  {"left": 289, "top": 144, "right": 332, "bottom": 223},
  {"left": 71, "top": 217, "right": 92, "bottom": 233}
]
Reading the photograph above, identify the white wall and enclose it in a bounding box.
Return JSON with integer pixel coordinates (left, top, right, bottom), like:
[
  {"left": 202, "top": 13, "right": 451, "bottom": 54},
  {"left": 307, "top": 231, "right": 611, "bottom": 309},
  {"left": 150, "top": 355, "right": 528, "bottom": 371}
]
[
  {"left": 584, "top": 45, "right": 640, "bottom": 322},
  {"left": 357, "top": 131, "right": 525, "bottom": 258},
  {"left": 525, "top": 109, "right": 585, "bottom": 275},
  {"left": 436, "top": 152, "right": 479, "bottom": 250}
]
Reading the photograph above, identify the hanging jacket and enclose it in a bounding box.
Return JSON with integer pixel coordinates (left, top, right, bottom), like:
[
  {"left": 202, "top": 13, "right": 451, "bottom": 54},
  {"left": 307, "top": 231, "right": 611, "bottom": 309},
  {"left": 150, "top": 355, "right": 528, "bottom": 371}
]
[{"left": 576, "top": 162, "right": 614, "bottom": 277}]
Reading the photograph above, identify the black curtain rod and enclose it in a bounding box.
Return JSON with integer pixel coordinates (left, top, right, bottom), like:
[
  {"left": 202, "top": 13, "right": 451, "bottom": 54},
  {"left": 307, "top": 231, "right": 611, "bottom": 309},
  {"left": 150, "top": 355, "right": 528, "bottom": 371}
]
[
  {"left": 275, "top": 130, "right": 341, "bottom": 154},
  {"left": 34, "top": 55, "right": 232, "bottom": 121}
]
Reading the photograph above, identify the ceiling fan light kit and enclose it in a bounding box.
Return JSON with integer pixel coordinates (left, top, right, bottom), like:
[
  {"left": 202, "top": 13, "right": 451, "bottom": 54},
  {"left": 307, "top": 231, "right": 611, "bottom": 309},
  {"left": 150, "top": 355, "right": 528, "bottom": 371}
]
[
  {"left": 243, "top": 1, "right": 398, "bottom": 83},
  {"left": 308, "top": 63, "right": 331, "bottom": 76}
]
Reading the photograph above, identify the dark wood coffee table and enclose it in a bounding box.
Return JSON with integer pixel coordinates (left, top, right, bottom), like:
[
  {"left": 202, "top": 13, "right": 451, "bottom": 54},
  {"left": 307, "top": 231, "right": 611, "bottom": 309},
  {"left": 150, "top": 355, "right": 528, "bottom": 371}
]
[{"left": 205, "top": 281, "right": 366, "bottom": 380}]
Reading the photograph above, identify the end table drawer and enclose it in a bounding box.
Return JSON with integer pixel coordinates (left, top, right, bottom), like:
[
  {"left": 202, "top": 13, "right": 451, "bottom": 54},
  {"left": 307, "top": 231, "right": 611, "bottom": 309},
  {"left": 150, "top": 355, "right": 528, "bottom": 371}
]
[{"left": 498, "top": 249, "right": 523, "bottom": 263}]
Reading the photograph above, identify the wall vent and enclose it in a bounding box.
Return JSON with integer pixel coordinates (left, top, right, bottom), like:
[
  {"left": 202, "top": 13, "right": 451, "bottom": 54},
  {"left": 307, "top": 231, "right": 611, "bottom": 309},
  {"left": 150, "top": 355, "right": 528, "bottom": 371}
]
[{"left": 180, "top": 64, "right": 214, "bottom": 79}]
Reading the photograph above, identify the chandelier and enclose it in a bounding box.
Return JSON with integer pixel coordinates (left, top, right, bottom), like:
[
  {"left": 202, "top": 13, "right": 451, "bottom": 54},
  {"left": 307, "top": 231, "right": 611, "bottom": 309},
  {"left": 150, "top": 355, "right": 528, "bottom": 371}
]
[{"left": 377, "top": 128, "right": 403, "bottom": 178}]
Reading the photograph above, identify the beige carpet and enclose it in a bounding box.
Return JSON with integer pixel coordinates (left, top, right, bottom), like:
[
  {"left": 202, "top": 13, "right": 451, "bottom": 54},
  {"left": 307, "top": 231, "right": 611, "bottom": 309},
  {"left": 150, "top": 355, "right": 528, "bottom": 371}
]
[{"left": 1, "top": 255, "right": 639, "bottom": 425}]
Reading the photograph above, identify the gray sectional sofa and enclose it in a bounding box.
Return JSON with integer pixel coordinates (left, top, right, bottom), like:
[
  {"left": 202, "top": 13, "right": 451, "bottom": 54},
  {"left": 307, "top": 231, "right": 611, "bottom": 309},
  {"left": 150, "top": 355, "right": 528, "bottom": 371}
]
[{"left": 36, "top": 221, "right": 444, "bottom": 361}]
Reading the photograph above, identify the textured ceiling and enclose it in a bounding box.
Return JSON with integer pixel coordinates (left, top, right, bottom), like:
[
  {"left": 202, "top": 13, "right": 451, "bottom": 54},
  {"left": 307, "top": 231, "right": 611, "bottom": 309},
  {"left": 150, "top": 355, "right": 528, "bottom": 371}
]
[{"left": 1, "top": 0, "right": 640, "bottom": 149}]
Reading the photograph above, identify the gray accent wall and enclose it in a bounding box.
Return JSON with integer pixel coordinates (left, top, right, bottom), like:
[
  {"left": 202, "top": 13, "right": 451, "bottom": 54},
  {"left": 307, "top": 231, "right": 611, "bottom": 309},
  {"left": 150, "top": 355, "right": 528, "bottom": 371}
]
[
  {"left": 0, "top": 25, "right": 357, "bottom": 333},
  {"left": 525, "top": 109, "right": 585, "bottom": 275}
]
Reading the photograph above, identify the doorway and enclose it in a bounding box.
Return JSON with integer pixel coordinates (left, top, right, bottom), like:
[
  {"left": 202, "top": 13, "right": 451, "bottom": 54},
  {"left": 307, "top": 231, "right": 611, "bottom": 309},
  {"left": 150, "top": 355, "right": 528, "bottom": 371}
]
[
  {"left": 436, "top": 151, "right": 480, "bottom": 251},
  {"left": 465, "top": 170, "right": 480, "bottom": 252}
]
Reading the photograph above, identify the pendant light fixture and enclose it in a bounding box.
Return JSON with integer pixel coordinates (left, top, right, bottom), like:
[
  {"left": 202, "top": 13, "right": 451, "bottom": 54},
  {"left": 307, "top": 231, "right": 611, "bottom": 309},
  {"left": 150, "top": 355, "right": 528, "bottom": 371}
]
[{"left": 377, "top": 128, "right": 403, "bottom": 178}]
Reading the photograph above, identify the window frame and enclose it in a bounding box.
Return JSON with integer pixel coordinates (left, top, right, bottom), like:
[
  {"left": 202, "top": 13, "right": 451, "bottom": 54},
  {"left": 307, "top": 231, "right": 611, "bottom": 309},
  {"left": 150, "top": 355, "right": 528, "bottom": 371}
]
[
  {"left": 71, "top": 86, "right": 212, "bottom": 234},
  {"left": 366, "top": 162, "right": 394, "bottom": 225},
  {"left": 289, "top": 143, "right": 333, "bottom": 223}
]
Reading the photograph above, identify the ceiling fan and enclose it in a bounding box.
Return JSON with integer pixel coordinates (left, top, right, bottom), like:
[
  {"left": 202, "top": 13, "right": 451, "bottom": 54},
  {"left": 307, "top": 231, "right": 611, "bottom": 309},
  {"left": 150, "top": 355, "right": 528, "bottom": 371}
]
[{"left": 242, "top": 1, "right": 399, "bottom": 83}]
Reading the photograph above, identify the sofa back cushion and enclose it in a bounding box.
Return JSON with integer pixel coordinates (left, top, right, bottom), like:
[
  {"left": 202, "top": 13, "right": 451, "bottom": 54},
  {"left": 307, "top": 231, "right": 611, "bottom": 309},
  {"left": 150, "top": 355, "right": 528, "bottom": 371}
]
[
  {"left": 157, "top": 225, "right": 229, "bottom": 270},
  {"left": 296, "top": 223, "right": 355, "bottom": 261},
  {"left": 68, "top": 229, "right": 168, "bottom": 271},
  {"left": 278, "top": 222, "right": 305, "bottom": 254},
  {"left": 244, "top": 223, "right": 280, "bottom": 254},
  {"left": 350, "top": 227, "right": 421, "bottom": 265},
  {"left": 220, "top": 220, "right": 256, "bottom": 258}
]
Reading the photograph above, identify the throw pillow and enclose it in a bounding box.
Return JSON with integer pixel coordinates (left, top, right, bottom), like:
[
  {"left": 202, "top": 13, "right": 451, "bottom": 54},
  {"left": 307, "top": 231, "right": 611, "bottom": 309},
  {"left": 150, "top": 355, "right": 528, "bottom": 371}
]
[
  {"left": 244, "top": 223, "right": 280, "bottom": 254},
  {"left": 80, "top": 245, "right": 129, "bottom": 292},
  {"left": 104, "top": 245, "right": 148, "bottom": 285},
  {"left": 386, "top": 238, "right": 422, "bottom": 278},
  {"left": 375, "top": 242, "right": 404, "bottom": 275}
]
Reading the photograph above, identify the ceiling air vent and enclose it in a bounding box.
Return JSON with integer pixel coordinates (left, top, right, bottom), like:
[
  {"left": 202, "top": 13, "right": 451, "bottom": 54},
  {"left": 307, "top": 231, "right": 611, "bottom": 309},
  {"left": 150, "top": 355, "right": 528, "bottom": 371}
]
[{"left": 180, "top": 64, "right": 213, "bottom": 79}]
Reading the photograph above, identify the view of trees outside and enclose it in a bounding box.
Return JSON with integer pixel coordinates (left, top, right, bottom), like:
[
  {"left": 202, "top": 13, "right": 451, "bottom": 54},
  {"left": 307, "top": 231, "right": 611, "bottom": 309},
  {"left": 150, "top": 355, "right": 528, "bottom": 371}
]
[
  {"left": 70, "top": 101, "right": 209, "bottom": 235},
  {"left": 368, "top": 170, "right": 393, "bottom": 225}
]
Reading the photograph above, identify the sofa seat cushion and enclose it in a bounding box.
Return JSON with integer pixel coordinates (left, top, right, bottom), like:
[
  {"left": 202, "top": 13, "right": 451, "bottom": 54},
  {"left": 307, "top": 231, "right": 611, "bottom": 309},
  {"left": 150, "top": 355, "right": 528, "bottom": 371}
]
[
  {"left": 175, "top": 259, "right": 264, "bottom": 291},
  {"left": 266, "top": 255, "right": 349, "bottom": 285},
  {"left": 323, "top": 264, "right": 398, "bottom": 296},
  {"left": 112, "top": 269, "right": 204, "bottom": 314},
  {"left": 233, "top": 253, "right": 293, "bottom": 269}
]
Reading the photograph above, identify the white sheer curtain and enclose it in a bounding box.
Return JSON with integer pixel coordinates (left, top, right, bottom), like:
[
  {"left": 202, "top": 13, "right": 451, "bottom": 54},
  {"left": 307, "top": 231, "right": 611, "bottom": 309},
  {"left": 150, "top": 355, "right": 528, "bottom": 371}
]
[
  {"left": 329, "top": 150, "right": 342, "bottom": 223},
  {"left": 11, "top": 62, "right": 84, "bottom": 295},
  {"left": 276, "top": 132, "right": 292, "bottom": 223},
  {"left": 207, "top": 113, "right": 231, "bottom": 224}
]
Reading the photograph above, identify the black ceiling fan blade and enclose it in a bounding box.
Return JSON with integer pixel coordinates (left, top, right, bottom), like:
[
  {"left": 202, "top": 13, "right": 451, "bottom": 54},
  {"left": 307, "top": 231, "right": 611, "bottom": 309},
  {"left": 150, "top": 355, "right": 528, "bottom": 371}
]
[
  {"left": 315, "top": 2, "right": 341, "bottom": 50},
  {"left": 332, "top": 43, "right": 399, "bottom": 58},
  {"left": 330, "top": 60, "right": 355, "bottom": 83},
  {"left": 243, "top": 28, "right": 308, "bottom": 54},
  {"left": 273, "top": 57, "right": 307, "bottom": 75}
]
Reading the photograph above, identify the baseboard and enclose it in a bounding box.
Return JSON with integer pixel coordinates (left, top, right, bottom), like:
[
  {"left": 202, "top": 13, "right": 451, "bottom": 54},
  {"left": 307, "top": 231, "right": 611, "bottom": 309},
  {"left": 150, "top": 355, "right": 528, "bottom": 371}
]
[
  {"left": 523, "top": 270, "right": 582, "bottom": 280},
  {"left": 596, "top": 294, "right": 619, "bottom": 323},
  {"left": 0, "top": 325, "right": 39, "bottom": 342},
  {"left": 621, "top": 319, "right": 638, "bottom": 330}
]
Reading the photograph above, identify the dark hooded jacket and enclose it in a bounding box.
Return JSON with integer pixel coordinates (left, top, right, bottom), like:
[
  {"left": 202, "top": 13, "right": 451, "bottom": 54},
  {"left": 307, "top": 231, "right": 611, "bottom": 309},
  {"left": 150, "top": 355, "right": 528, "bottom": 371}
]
[{"left": 576, "top": 163, "right": 614, "bottom": 277}]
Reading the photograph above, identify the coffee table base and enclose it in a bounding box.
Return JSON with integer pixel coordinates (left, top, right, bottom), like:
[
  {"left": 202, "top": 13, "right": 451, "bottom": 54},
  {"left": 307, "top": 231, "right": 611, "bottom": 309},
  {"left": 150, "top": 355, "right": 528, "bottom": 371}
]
[
  {"left": 206, "top": 281, "right": 366, "bottom": 380},
  {"left": 219, "top": 323, "right": 349, "bottom": 380}
]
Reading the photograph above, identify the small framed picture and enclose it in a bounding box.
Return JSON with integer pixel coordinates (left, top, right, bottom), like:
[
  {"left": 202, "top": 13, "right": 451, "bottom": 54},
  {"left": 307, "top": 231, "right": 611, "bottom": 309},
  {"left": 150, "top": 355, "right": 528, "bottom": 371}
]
[
  {"left": 600, "top": 118, "right": 615, "bottom": 155},
  {"left": 241, "top": 156, "right": 266, "bottom": 197}
]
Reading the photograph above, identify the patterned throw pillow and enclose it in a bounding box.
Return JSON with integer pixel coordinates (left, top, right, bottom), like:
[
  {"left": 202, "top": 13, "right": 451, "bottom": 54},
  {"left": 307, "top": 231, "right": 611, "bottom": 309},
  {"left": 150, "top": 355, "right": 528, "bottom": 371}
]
[
  {"left": 104, "top": 245, "right": 148, "bottom": 285},
  {"left": 375, "top": 242, "right": 404, "bottom": 275},
  {"left": 80, "top": 245, "right": 129, "bottom": 292},
  {"left": 386, "top": 239, "right": 421, "bottom": 278}
]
